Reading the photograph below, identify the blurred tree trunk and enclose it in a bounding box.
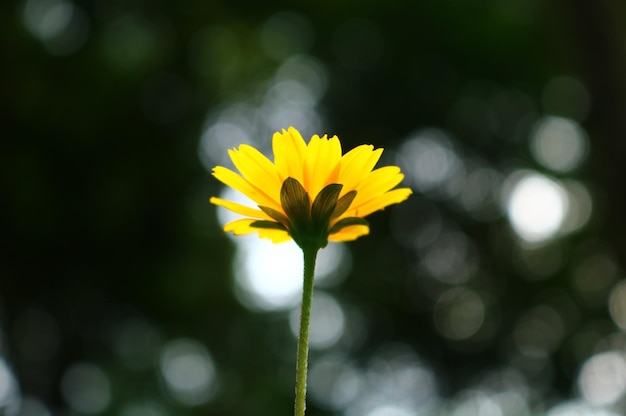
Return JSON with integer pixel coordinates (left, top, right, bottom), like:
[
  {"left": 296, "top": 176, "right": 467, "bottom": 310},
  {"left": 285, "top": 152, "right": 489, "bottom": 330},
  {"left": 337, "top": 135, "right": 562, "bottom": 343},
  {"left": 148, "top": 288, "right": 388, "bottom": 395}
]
[{"left": 571, "top": 0, "right": 626, "bottom": 262}]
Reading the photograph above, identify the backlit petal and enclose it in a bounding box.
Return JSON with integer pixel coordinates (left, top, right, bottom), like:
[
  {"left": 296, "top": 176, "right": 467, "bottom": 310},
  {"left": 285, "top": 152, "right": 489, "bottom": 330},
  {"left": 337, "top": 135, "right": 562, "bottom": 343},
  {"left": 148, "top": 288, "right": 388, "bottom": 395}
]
[
  {"left": 212, "top": 166, "right": 282, "bottom": 211},
  {"left": 338, "top": 145, "right": 383, "bottom": 194},
  {"left": 347, "top": 188, "right": 413, "bottom": 218},
  {"left": 273, "top": 127, "right": 307, "bottom": 183},
  {"left": 223, "top": 218, "right": 259, "bottom": 235},
  {"left": 328, "top": 224, "right": 370, "bottom": 242},
  {"left": 257, "top": 228, "right": 292, "bottom": 243},
  {"left": 210, "top": 197, "right": 272, "bottom": 220},
  {"left": 224, "top": 218, "right": 291, "bottom": 242},
  {"left": 303, "top": 134, "right": 342, "bottom": 200},
  {"left": 350, "top": 166, "right": 405, "bottom": 210},
  {"left": 229, "top": 144, "right": 282, "bottom": 203}
]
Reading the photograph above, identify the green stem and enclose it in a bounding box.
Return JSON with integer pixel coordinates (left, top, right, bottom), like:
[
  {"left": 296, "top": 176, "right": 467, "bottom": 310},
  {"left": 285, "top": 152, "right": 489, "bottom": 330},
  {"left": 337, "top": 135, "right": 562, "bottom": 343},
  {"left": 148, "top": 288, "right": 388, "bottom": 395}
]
[{"left": 294, "top": 246, "right": 318, "bottom": 416}]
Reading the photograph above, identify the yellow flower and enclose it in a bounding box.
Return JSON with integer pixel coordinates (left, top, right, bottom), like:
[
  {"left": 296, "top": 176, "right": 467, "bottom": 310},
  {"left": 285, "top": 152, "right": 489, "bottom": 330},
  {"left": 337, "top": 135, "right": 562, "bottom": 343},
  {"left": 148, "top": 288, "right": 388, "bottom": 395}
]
[{"left": 210, "top": 126, "right": 412, "bottom": 249}]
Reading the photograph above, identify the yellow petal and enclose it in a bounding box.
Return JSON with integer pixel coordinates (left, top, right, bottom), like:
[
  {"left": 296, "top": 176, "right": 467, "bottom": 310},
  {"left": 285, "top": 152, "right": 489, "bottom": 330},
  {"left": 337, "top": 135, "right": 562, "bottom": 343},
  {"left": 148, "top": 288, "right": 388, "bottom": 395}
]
[
  {"left": 328, "top": 224, "right": 370, "bottom": 242},
  {"left": 223, "top": 218, "right": 259, "bottom": 235},
  {"left": 350, "top": 166, "right": 405, "bottom": 210},
  {"left": 348, "top": 188, "right": 413, "bottom": 218},
  {"left": 229, "top": 144, "right": 282, "bottom": 203},
  {"left": 210, "top": 197, "right": 272, "bottom": 220},
  {"left": 273, "top": 127, "right": 307, "bottom": 183},
  {"left": 303, "top": 134, "right": 342, "bottom": 200},
  {"left": 212, "top": 166, "right": 282, "bottom": 211},
  {"left": 223, "top": 218, "right": 291, "bottom": 243},
  {"left": 256, "top": 228, "right": 292, "bottom": 243},
  {"left": 338, "top": 145, "right": 383, "bottom": 194}
]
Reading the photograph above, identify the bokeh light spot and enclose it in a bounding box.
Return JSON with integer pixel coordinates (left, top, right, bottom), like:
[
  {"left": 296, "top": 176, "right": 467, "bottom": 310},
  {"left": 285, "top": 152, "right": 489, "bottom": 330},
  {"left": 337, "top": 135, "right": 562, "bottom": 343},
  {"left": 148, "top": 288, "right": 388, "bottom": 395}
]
[
  {"left": 505, "top": 172, "right": 567, "bottom": 242},
  {"left": 457, "top": 166, "right": 503, "bottom": 221},
  {"left": 159, "top": 338, "right": 217, "bottom": 406},
  {"left": 60, "top": 363, "right": 111, "bottom": 414},
  {"left": 16, "top": 396, "right": 50, "bottom": 416},
  {"left": 560, "top": 180, "right": 592, "bottom": 234},
  {"left": 419, "top": 229, "right": 476, "bottom": 284},
  {"left": 309, "top": 355, "right": 361, "bottom": 410},
  {"left": 289, "top": 292, "right": 345, "bottom": 349},
  {"left": 234, "top": 239, "right": 304, "bottom": 310},
  {"left": 234, "top": 238, "right": 348, "bottom": 311},
  {"left": 530, "top": 116, "right": 588, "bottom": 173},
  {"left": 398, "top": 129, "right": 462, "bottom": 199},
  {"left": 313, "top": 242, "right": 351, "bottom": 287},
  {"left": 265, "top": 79, "right": 317, "bottom": 108},
  {"left": 199, "top": 121, "right": 254, "bottom": 171},
  {"left": 22, "top": 0, "right": 89, "bottom": 55},
  {"left": 366, "top": 405, "right": 415, "bottom": 416},
  {"left": 262, "top": 57, "right": 326, "bottom": 133},
  {"left": 547, "top": 400, "right": 621, "bottom": 416},
  {"left": 577, "top": 351, "right": 626, "bottom": 406},
  {"left": 264, "top": 106, "right": 323, "bottom": 136},
  {"left": 274, "top": 55, "right": 327, "bottom": 102},
  {"left": 367, "top": 344, "right": 437, "bottom": 405},
  {"left": 23, "top": 0, "right": 71, "bottom": 39},
  {"left": 0, "top": 359, "right": 19, "bottom": 414},
  {"left": 609, "top": 280, "right": 626, "bottom": 330},
  {"left": 434, "top": 288, "right": 485, "bottom": 340},
  {"left": 451, "top": 392, "right": 503, "bottom": 416},
  {"left": 119, "top": 400, "right": 166, "bottom": 416}
]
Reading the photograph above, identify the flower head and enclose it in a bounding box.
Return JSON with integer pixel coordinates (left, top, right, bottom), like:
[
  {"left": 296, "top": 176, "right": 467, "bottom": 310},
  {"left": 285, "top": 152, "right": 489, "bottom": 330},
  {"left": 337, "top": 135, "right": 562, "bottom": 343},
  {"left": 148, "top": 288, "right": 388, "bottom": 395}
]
[{"left": 210, "top": 127, "right": 412, "bottom": 250}]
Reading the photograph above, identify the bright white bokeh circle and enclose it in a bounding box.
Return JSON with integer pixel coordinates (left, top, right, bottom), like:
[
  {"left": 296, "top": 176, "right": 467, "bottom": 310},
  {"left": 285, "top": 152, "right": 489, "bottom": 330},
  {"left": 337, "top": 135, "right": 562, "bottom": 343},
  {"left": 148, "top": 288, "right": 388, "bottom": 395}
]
[
  {"left": 530, "top": 116, "right": 588, "bottom": 173},
  {"left": 578, "top": 351, "right": 626, "bottom": 406},
  {"left": 505, "top": 172, "right": 568, "bottom": 242}
]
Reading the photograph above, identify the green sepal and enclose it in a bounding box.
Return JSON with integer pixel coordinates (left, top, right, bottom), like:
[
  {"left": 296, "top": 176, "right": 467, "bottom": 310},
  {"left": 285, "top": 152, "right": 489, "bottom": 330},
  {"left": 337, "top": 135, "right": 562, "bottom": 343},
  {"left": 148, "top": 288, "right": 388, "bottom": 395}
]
[
  {"left": 311, "top": 183, "right": 343, "bottom": 225},
  {"left": 328, "top": 217, "right": 369, "bottom": 235},
  {"left": 258, "top": 205, "right": 290, "bottom": 226},
  {"left": 280, "top": 178, "right": 311, "bottom": 224},
  {"left": 330, "top": 190, "right": 356, "bottom": 219},
  {"left": 249, "top": 220, "right": 288, "bottom": 231}
]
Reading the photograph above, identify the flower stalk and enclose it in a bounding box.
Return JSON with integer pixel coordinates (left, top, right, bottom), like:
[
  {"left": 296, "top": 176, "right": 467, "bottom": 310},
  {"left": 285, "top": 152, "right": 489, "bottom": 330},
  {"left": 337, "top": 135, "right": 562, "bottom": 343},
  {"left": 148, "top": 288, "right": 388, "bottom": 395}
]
[{"left": 294, "top": 245, "right": 318, "bottom": 416}]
